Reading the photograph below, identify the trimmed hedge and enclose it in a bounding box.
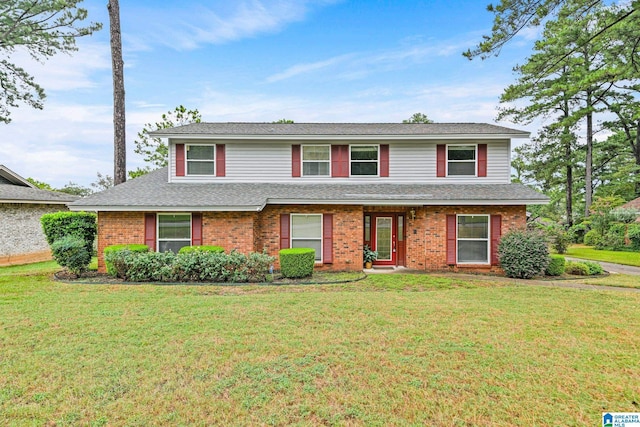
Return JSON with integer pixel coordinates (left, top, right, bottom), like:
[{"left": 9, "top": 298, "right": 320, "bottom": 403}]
[
  {"left": 51, "top": 235, "right": 91, "bottom": 276},
  {"left": 178, "top": 245, "right": 224, "bottom": 254},
  {"left": 279, "top": 248, "right": 315, "bottom": 279},
  {"left": 565, "top": 261, "right": 590, "bottom": 276},
  {"left": 545, "top": 255, "right": 565, "bottom": 276},
  {"left": 498, "top": 230, "right": 549, "bottom": 279},
  {"left": 104, "top": 244, "right": 149, "bottom": 276},
  {"left": 582, "top": 261, "right": 604, "bottom": 275},
  {"left": 41, "top": 211, "right": 97, "bottom": 254}
]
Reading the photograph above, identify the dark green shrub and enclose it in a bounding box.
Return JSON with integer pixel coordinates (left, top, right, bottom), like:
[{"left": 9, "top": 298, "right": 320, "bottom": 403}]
[
  {"left": 565, "top": 261, "right": 590, "bottom": 276},
  {"left": 498, "top": 230, "right": 549, "bottom": 279},
  {"left": 628, "top": 224, "right": 640, "bottom": 251},
  {"left": 548, "top": 228, "right": 571, "bottom": 254},
  {"left": 103, "top": 244, "right": 149, "bottom": 276},
  {"left": 123, "top": 252, "right": 176, "bottom": 282},
  {"left": 583, "top": 229, "right": 600, "bottom": 247},
  {"left": 279, "top": 248, "right": 315, "bottom": 278},
  {"left": 178, "top": 245, "right": 224, "bottom": 254},
  {"left": 598, "top": 223, "right": 627, "bottom": 250},
  {"left": 582, "top": 261, "right": 604, "bottom": 275},
  {"left": 51, "top": 235, "right": 92, "bottom": 276},
  {"left": 41, "top": 212, "right": 97, "bottom": 254},
  {"left": 545, "top": 255, "right": 565, "bottom": 276}
]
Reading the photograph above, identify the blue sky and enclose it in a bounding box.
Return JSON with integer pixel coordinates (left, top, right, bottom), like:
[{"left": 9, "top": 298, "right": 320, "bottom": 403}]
[{"left": 2, "top": 0, "right": 539, "bottom": 188}]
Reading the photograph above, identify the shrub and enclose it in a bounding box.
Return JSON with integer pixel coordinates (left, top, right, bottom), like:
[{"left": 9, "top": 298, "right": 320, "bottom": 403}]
[
  {"left": 103, "top": 244, "right": 149, "bottom": 276},
  {"left": 178, "top": 245, "right": 224, "bottom": 254},
  {"left": 545, "top": 255, "right": 565, "bottom": 276},
  {"left": 498, "top": 229, "right": 549, "bottom": 279},
  {"left": 41, "top": 212, "right": 97, "bottom": 254},
  {"left": 51, "top": 235, "right": 92, "bottom": 276},
  {"left": 583, "top": 229, "right": 600, "bottom": 247},
  {"left": 548, "top": 228, "right": 571, "bottom": 254},
  {"left": 598, "top": 223, "right": 627, "bottom": 251},
  {"left": 565, "top": 261, "right": 590, "bottom": 276},
  {"left": 279, "top": 248, "right": 315, "bottom": 279},
  {"left": 582, "top": 261, "right": 604, "bottom": 275},
  {"left": 628, "top": 224, "right": 640, "bottom": 251}
]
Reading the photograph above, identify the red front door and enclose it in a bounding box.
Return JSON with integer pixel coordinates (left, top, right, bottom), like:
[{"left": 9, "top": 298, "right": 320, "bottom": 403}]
[{"left": 365, "top": 214, "right": 405, "bottom": 266}]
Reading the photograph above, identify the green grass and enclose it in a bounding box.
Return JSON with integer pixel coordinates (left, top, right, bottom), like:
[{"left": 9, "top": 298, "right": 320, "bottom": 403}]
[
  {"left": 581, "top": 274, "right": 640, "bottom": 289},
  {"left": 567, "top": 244, "right": 640, "bottom": 266},
  {"left": 1, "top": 266, "right": 639, "bottom": 426}
]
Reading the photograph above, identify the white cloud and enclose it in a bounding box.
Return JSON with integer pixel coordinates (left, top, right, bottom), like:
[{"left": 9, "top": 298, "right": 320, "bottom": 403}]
[{"left": 266, "top": 54, "right": 354, "bottom": 83}]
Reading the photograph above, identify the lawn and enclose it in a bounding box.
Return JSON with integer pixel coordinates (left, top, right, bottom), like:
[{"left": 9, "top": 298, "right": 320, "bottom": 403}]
[
  {"left": 1, "top": 266, "right": 639, "bottom": 426},
  {"left": 567, "top": 244, "right": 640, "bottom": 267}
]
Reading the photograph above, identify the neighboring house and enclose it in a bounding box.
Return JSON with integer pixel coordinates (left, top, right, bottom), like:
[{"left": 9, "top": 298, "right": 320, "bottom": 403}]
[
  {"left": 619, "top": 197, "right": 640, "bottom": 222},
  {"left": 70, "top": 123, "right": 548, "bottom": 273},
  {"left": 0, "top": 165, "right": 79, "bottom": 266}
]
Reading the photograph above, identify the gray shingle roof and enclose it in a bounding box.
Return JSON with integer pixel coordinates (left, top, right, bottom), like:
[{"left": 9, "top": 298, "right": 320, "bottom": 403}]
[
  {"left": 0, "top": 165, "right": 78, "bottom": 204},
  {"left": 151, "top": 122, "right": 529, "bottom": 137},
  {"left": 70, "top": 168, "right": 548, "bottom": 211}
]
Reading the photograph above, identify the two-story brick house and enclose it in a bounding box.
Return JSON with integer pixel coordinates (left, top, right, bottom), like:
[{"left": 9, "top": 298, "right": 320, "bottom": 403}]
[{"left": 70, "top": 123, "right": 547, "bottom": 273}]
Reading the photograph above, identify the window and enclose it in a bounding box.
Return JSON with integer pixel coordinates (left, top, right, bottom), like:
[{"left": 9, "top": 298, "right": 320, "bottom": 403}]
[
  {"left": 158, "top": 213, "right": 191, "bottom": 253},
  {"left": 350, "top": 145, "right": 378, "bottom": 176},
  {"left": 291, "top": 214, "right": 322, "bottom": 262},
  {"left": 186, "top": 144, "right": 215, "bottom": 175},
  {"left": 302, "top": 145, "right": 330, "bottom": 176},
  {"left": 447, "top": 145, "right": 476, "bottom": 176},
  {"left": 457, "top": 215, "right": 489, "bottom": 264}
]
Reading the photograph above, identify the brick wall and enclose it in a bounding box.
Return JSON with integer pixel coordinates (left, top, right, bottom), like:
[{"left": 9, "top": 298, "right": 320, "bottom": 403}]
[{"left": 97, "top": 212, "right": 146, "bottom": 272}]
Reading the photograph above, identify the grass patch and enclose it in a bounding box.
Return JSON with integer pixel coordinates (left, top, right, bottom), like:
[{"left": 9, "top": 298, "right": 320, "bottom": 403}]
[
  {"left": 567, "top": 245, "right": 640, "bottom": 267},
  {"left": 1, "top": 267, "right": 639, "bottom": 425},
  {"left": 581, "top": 274, "right": 640, "bottom": 289}
]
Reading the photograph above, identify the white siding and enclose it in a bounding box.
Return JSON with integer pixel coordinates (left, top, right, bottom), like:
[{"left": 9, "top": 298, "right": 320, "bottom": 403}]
[{"left": 168, "top": 138, "right": 512, "bottom": 184}]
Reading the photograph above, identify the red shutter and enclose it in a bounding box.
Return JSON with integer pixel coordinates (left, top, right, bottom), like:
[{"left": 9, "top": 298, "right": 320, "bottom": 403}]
[
  {"left": 280, "top": 214, "right": 290, "bottom": 249},
  {"left": 380, "top": 144, "right": 389, "bottom": 177},
  {"left": 176, "top": 144, "right": 185, "bottom": 177},
  {"left": 331, "top": 145, "right": 349, "bottom": 177},
  {"left": 216, "top": 145, "right": 226, "bottom": 177},
  {"left": 292, "top": 145, "right": 301, "bottom": 177},
  {"left": 192, "top": 213, "right": 203, "bottom": 246},
  {"left": 144, "top": 213, "right": 156, "bottom": 251},
  {"left": 478, "top": 144, "right": 487, "bottom": 177},
  {"left": 446, "top": 214, "right": 456, "bottom": 265},
  {"left": 323, "top": 214, "right": 333, "bottom": 264},
  {"left": 437, "top": 144, "right": 446, "bottom": 177},
  {"left": 491, "top": 215, "right": 502, "bottom": 266}
]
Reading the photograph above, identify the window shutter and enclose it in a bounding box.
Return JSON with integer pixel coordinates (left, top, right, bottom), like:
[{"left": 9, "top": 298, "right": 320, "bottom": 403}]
[
  {"left": 144, "top": 213, "right": 156, "bottom": 251},
  {"left": 280, "top": 214, "right": 290, "bottom": 249},
  {"left": 292, "top": 145, "right": 301, "bottom": 177},
  {"left": 478, "top": 144, "right": 487, "bottom": 177},
  {"left": 491, "top": 215, "right": 502, "bottom": 266},
  {"left": 323, "top": 214, "right": 333, "bottom": 264},
  {"left": 331, "top": 145, "right": 349, "bottom": 177},
  {"left": 380, "top": 144, "right": 389, "bottom": 177},
  {"left": 446, "top": 214, "right": 456, "bottom": 265},
  {"left": 192, "top": 213, "right": 203, "bottom": 246},
  {"left": 176, "top": 144, "right": 185, "bottom": 176},
  {"left": 437, "top": 144, "right": 446, "bottom": 177},
  {"left": 216, "top": 145, "right": 226, "bottom": 177}
]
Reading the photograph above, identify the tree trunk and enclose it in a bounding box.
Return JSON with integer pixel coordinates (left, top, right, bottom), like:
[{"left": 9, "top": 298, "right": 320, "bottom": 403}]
[
  {"left": 108, "top": 0, "right": 126, "bottom": 185},
  {"left": 585, "top": 91, "right": 593, "bottom": 217},
  {"left": 635, "top": 121, "right": 640, "bottom": 198}
]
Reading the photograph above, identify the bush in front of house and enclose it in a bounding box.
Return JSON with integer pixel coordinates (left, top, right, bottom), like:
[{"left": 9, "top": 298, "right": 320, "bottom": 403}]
[
  {"left": 583, "top": 229, "right": 600, "bottom": 247},
  {"left": 498, "top": 229, "right": 549, "bottom": 279},
  {"left": 545, "top": 255, "right": 566, "bottom": 276},
  {"left": 178, "top": 245, "right": 224, "bottom": 254},
  {"left": 104, "top": 244, "right": 149, "bottom": 276},
  {"left": 582, "top": 260, "right": 604, "bottom": 275},
  {"left": 598, "top": 223, "right": 627, "bottom": 251},
  {"left": 279, "top": 248, "right": 315, "bottom": 279},
  {"left": 628, "top": 224, "right": 640, "bottom": 251},
  {"left": 51, "top": 235, "right": 92, "bottom": 276},
  {"left": 564, "top": 261, "right": 590, "bottom": 276},
  {"left": 41, "top": 212, "right": 97, "bottom": 254}
]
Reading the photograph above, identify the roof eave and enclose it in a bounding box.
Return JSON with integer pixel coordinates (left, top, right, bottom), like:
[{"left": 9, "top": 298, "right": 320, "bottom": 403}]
[
  {"left": 153, "top": 133, "right": 530, "bottom": 140},
  {"left": 1, "top": 199, "right": 76, "bottom": 205}
]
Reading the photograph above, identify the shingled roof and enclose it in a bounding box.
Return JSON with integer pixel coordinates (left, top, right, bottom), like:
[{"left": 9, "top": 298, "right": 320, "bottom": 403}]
[
  {"left": 70, "top": 167, "right": 548, "bottom": 211},
  {"left": 0, "top": 165, "right": 78, "bottom": 204}
]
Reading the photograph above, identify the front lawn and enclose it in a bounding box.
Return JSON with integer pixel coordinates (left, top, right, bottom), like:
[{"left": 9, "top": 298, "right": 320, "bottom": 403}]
[
  {"left": 567, "top": 244, "right": 640, "bottom": 266},
  {"left": 1, "top": 267, "right": 639, "bottom": 426}
]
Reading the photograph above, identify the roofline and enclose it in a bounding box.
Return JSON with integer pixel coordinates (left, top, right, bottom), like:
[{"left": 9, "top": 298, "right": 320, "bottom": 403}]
[
  {"left": 157, "top": 133, "right": 529, "bottom": 141},
  {"left": 1, "top": 199, "right": 75, "bottom": 205},
  {"left": 0, "top": 165, "right": 35, "bottom": 188}
]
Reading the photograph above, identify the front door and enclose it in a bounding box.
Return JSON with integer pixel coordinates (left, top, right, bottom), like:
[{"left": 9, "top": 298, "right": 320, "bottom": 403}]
[{"left": 364, "top": 214, "right": 405, "bottom": 266}]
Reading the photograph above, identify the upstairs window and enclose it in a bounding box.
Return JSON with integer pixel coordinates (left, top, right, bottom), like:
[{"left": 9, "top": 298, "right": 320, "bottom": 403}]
[
  {"left": 186, "top": 144, "right": 215, "bottom": 175},
  {"left": 447, "top": 145, "right": 476, "bottom": 176},
  {"left": 158, "top": 213, "right": 191, "bottom": 253},
  {"left": 350, "top": 145, "right": 378, "bottom": 176},
  {"left": 302, "top": 145, "right": 330, "bottom": 176}
]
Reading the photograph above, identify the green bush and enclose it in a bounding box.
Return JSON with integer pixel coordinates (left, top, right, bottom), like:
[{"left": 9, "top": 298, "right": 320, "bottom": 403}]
[
  {"left": 565, "top": 261, "right": 590, "bottom": 276},
  {"left": 549, "top": 228, "right": 571, "bottom": 254},
  {"left": 498, "top": 230, "right": 549, "bottom": 279},
  {"left": 628, "top": 224, "right": 640, "bottom": 251},
  {"left": 41, "top": 212, "right": 97, "bottom": 254},
  {"left": 178, "top": 245, "right": 224, "bottom": 254},
  {"left": 545, "top": 255, "right": 565, "bottom": 276},
  {"left": 103, "top": 244, "right": 149, "bottom": 276},
  {"left": 582, "top": 261, "right": 604, "bottom": 275},
  {"left": 583, "top": 229, "right": 600, "bottom": 247},
  {"left": 51, "top": 235, "right": 92, "bottom": 276},
  {"left": 598, "top": 223, "right": 627, "bottom": 251},
  {"left": 279, "top": 248, "right": 315, "bottom": 279}
]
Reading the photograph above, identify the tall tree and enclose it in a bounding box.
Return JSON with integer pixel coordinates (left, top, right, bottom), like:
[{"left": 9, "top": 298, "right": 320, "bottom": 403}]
[
  {"left": 0, "top": 0, "right": 101, "bottom": 123},
  {"left": 108, "top": 0, "right": 126, "bottom": 185},
  {"left": 403, "top": 112, "right": 434, "bottom": 123}
]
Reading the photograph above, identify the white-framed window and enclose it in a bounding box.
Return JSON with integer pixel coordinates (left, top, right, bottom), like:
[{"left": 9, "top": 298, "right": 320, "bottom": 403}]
[
  {"left": 447, "top": 145, "right": 477, "bottom": 176},
  {"left": 158, "top": 213, "right": 191, "bottom": 253},
  {"left": 350, "top": 145, "right": 378, "bottom": 176},
  {"left": 302, "top": 145, "right": 330, "bottom": 176},
  {"left": 457, "top": 215, "right": 489, "bottom": 264},
  {"left": 291, "top": 214, "right": 322, "bottom": 262},
  {"left": 186, "top": 144, "right": 215, "bottom": 175}
]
